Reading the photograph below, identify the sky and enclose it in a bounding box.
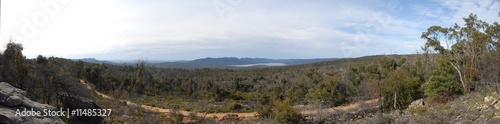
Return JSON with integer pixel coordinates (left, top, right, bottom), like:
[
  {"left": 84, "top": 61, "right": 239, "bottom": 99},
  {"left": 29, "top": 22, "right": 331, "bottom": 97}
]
[{"left": 0, "top": 0, "right": 499, "bottom": 60}]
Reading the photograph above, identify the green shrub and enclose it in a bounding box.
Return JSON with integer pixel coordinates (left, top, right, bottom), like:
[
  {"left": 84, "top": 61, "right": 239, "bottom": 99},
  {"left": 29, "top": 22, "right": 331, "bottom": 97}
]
[
  {"left": 256, "top": 98, "right": 302, "bottom": 123},
  {"left": 228, "top": 102, "right": 242, "bottom": 111},
  {"left": 408, "top": 106, "right": 428, "bottom": 116},
  {"left": 381, "top": 115, "right": 391, "bottom": 124},
  {"left": 272, "top": 99, "right": 302, "bottom": 123},
  {"left": 424, "top": 58, "right": 461, "bottom": 103}
]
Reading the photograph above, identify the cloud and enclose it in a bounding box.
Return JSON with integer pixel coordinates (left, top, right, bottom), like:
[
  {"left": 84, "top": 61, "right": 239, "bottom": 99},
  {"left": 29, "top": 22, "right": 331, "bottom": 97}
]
[
  {"left": 4, "top": 0, "right": 490, "bottom": 60},
  {"left": 417, "top": 0, "right": 500, "bottom": 25}
]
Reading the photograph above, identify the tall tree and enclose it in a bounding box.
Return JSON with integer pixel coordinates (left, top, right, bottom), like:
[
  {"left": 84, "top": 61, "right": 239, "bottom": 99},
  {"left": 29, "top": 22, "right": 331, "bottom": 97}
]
[
  {"left": 422, "top": 14, "right": 497, "bottom": 93},
  {"left": 1, "top": 41, "right": 28, "bottom": 88}
]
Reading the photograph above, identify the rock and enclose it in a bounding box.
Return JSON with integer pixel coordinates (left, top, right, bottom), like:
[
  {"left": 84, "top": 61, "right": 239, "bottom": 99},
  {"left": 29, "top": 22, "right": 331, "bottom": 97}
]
[
  {"left": 0, "top": 82, "right": 26, "bottom": 106},
  {"left": 42, "top": 118, "right": 65, "bottom": 124},
  {"left": 0, "top": 82, "right": 65, "bottom": 124},
  {"left": 24, "top": 118, "right": 45, "bottom": 124},
  {"left": 4, "top": 94, "right": 23, "bottom": 106},
  {"left": 495, "top": 101, "right": 500, "bottom": 110},
  {"left": 484, "top": 96, "right": 496, "bottom": 103},
  {"left": 393, "top": 110, "right": 402, "bottom": 115},
  {"left": 0, "top": 107, "right": 22, "bottom": 124},
  {"left": 21, "top": 98, "right": 57, "bottom": 111},
  {"left": 23, "top": 117, "right": 65, "bottom": 124},
  {"left": 61, "top": 95, "right": 105, "bottom": 124},
  {"left": 487, "top": 119, "right": 500, "bottom": 124},
  {"left": 409, "top": 99, "right": 425, "bottom": 108}
]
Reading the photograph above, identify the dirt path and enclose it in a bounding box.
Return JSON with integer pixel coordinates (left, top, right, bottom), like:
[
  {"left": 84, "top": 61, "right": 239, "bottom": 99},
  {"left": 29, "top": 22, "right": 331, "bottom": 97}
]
[
  {"left": 80, "top": 80, "right": 256, "bottom": 119},
  {"left": 81, "top": 80, "right": 377, "bottom": 119},
  {"left": 298, "top": 99, "right": 379, "bottom": 115}
]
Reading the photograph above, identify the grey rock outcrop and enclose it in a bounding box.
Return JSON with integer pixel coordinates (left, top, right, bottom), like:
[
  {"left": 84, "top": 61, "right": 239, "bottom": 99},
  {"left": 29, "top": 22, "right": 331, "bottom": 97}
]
[
  {"left": 409, "top": 99, "right": 425, "bottom": 108},
  {"left": 0, "top": 82, "right": 65, "bottom": 124},
  {"left": 0, "top": 82, "right": 26, "bottom": 107}
]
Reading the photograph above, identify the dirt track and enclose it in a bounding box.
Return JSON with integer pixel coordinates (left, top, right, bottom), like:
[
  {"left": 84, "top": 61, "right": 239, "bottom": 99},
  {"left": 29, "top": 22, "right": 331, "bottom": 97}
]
[
  {"left": 299, "top": 99, "right": 379, "bottom": 115},
  {"left": 81, "top": 80, "right": 256, "bottom": 118},
  {"left": 81, "top": 80, "right": 377, "bottom": 119}
]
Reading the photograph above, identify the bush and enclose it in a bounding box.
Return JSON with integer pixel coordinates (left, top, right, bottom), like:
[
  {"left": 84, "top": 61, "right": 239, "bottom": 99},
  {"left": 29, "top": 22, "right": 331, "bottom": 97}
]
[
  {"left": 424, "top": 58, "right": 461, "bottom": 103},
  {"left": 381, "top": 69, "right": 422, "bottom": 111},
  {"left": 256, "top": 98, "right": 302, "bottom": 123},
  {"left": 228, "top": 102, "right": 242, "bottom": 111},
  {"left": 408, "top": 106, "right": 428, "bottom": 116},
  {"left": 273, "top": 106, "right": 302, "bottom": 123}
]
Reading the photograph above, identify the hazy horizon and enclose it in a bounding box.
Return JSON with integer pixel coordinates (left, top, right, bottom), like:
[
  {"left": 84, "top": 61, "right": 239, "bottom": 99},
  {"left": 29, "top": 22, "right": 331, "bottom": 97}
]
[
  {"left": 0, "top": 0, "right": 499, "bottom": 60},
  {"left": 69, "top": 56, "right": 340, "bottom": 61}
]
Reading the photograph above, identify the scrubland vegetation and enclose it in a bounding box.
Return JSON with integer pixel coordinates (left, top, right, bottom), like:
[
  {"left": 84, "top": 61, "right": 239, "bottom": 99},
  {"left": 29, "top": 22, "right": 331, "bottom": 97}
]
[{"left": 0, "top": 13, "right": 499, "bottom": 123}]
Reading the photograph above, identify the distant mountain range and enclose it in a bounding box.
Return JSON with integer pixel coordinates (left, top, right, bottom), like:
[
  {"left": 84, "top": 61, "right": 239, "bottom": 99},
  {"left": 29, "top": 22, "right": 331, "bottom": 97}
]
[
  {"left": 155, "top": 57, "right": 337, "bottom": 68},
  {"left": 77, "top": 57, "right": 336, "bottom": 69},
  {"left": 77, "top": 58, "right": 115, "bottom": 64}
]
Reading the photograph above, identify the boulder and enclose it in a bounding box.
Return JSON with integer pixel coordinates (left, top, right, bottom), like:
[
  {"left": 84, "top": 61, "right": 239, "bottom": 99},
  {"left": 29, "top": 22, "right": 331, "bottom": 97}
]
[
  {"left": 484, "top": 96, "right": 496, "bottom": 103},
  {"left": 21, "top": 98, "right": 57, "bottom": 111},
  {"left": 0, "top": 82, "right": 65, "bottom": 124},
  {"left": 0, "top": 82, "right": 26, "bottom": 105},
  {"left": 4, "top": 94, "right": 24, "bottom": 107},
  {"left": 22, "top": 117, "right": 65, "bottom": 124},
  {"left": 24, "top": 118, "right": 46, "bottom": 124},
  {"left": 0, "top": 107, "right": 22, "bottom": 124},
  {"left": 409, "top": 99, "right": 425, "bottom": 108}
]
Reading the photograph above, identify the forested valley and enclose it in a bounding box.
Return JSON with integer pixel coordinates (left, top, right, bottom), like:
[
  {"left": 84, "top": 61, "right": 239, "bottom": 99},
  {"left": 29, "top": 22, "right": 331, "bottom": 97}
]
[{"left": 0, "top": 14, "right": 499, "bottom": 123}]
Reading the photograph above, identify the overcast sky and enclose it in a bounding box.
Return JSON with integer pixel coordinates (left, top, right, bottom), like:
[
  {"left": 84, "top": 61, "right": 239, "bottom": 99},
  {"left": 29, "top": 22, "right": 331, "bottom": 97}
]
[{"left": 0, "top": 0, "right": 499, "bottom": 60}]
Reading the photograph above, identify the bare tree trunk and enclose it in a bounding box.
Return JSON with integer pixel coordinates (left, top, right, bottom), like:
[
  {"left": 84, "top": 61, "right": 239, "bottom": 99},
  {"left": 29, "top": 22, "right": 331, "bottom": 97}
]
[
  {"left": 450, "top": 62, "right": 468, "bottom": 93},
  {"left": 394, "top": 92, "right": 397, "bottom": 109},
  {"left": 377, "top": 79, "right": 383, "bottom": 113},
  {"left": 318, "top": 100, "right": 322, "bottom": 121}
]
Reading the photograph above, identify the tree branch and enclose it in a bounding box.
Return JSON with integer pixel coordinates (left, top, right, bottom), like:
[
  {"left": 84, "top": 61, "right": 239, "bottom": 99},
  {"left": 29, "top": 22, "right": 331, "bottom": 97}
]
[{"left": 449, "top": 62, "right": 468, "bottom": 93}]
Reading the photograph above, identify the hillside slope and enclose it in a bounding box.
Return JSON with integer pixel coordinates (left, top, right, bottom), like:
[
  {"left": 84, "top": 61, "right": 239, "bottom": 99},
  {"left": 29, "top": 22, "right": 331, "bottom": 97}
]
[{"left": 359, "top": 92, "right": 500, "bottom": 124}]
